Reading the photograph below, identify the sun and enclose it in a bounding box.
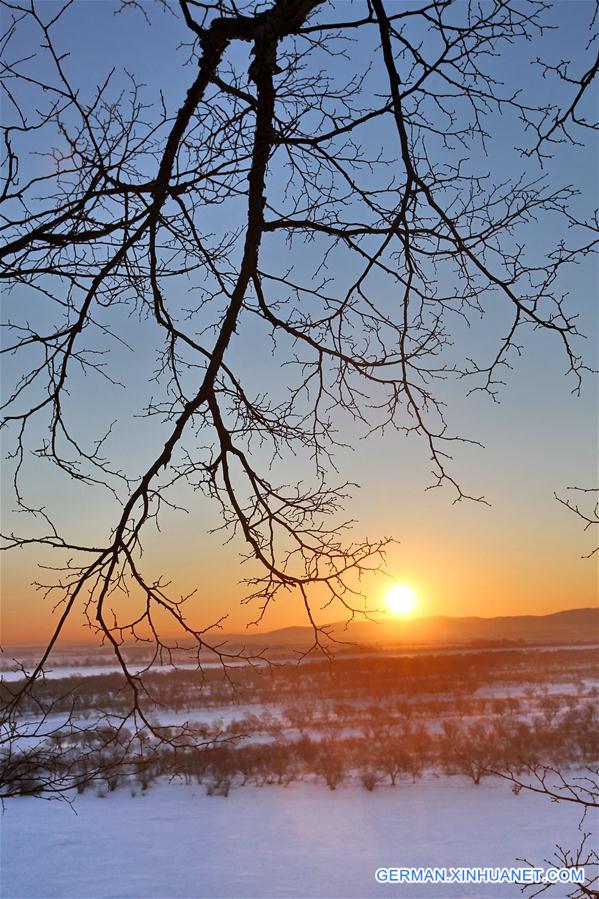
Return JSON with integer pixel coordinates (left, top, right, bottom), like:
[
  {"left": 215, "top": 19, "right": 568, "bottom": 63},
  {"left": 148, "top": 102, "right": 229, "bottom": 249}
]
[{"left": 385, "top": 584, "right": 418, "bottom": 618}]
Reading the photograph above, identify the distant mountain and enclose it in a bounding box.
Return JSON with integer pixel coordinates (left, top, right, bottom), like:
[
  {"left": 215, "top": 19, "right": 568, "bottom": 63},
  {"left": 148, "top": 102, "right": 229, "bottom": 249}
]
[
  {"left": 217, "top": 607, "right": 599, "bottom": 650},
  {"left": 4, "top": 608, "right": 597, "bottom": 663}
]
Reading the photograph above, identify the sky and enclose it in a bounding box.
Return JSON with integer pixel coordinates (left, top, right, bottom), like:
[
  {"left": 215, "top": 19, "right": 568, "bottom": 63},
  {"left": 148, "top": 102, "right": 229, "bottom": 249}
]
[{"left": 1, "top": 0, "right": 597, "bottom": 646}]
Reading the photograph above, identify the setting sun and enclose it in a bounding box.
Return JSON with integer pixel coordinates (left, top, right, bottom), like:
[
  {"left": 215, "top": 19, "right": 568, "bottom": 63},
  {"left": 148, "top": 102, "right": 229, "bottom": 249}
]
[{"left": 386, "top": 584, "right": 418, "bottom": 617}]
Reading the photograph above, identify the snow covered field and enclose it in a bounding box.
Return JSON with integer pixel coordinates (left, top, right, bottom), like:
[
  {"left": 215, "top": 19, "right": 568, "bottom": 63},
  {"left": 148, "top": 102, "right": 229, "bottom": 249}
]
[
  {"left": 3, "top": 647, "right": 596, "bottom": 898},
  {"left": 1, "top": 775, "right": 590, "bottom": 899}
]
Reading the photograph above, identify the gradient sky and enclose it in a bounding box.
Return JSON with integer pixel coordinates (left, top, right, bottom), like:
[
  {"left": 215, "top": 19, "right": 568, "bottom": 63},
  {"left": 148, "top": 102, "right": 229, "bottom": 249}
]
[{"left": 1, "top": 1, "right": 597, "bottom": 646}]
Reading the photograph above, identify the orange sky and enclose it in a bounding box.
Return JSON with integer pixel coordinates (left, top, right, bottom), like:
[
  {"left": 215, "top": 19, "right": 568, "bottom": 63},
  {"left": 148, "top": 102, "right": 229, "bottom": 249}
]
[{"left": 2, "top": 338, "right": 597, "bottom": 647}]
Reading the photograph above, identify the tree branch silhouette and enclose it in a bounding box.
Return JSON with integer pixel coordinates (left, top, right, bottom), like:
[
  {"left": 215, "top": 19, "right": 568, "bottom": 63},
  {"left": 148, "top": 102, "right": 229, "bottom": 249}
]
[{"left": 1, "top": 0, "right": 597, "bottom": 791}]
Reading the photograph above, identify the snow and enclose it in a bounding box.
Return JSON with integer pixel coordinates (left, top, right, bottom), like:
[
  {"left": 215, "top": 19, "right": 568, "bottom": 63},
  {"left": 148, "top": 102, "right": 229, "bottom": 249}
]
[
  {"left": 0, "top": 663, "right": 235, "bottom": 682},
  {"left": 3, "top": 642, "right": 595, "bottom": 682},
  {"left": 474, "top": 682, "right": 598, "bottom": 698},
  {"left": 1, "top": 775, "right": 591, "bottom": 899},
  {"left": 150, "top": 703, "right": 274, "bottom": 728}
]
